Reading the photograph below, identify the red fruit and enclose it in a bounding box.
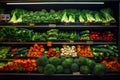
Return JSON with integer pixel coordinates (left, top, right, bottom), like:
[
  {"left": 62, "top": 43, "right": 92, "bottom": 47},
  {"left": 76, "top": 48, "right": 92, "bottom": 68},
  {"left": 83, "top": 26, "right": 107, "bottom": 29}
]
[
  {"left": 38, "top": 52, "right": 42, "bottom": 56},
  {"left": 11, "top": 48, "right": 17, "bottom": 52}
]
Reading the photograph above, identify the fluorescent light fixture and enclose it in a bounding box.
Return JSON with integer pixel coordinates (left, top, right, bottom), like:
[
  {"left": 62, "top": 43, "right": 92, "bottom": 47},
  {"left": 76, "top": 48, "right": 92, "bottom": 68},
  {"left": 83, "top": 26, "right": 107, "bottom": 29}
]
[{"left": 7, "top": 2, "right": 104, "bottom": 5}]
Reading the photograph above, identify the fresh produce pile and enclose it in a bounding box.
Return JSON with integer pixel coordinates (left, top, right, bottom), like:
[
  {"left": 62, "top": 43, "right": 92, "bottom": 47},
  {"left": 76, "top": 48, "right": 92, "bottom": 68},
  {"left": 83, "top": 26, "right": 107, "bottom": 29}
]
[
  {"left": 47, "top": 47, "right": 60, "bottom": 57},
  {"left": 36, "top": 56, "right": 108, "bottom": 75},
  {"left": 0, "top": 46, "right": 11, "bottom": 59},
  {"left": 0, "top": 44, "right": 118, "bottom": 59},
  {"left": 0, "top": 59, "right": 37, "bottom": 72},
  {"left": 92, "top": 45, "right": 118, "bottom": 60},
  {"left": 77, "top": 45, "right": 93, "bottom": 57},
  {"left": 8, "top": 8, "right": 116, "bottom": 24},
  {"left": 101, "top": 58, "right": 120, "bottom": 72},
  {"left": 8, "top": 47, "right": 28, "bottom": 57},
  {"left": 27, "top": 43, "right": 45, "bottom": 57},
  {"left": 0, "top": 27, "right": 115, "bottom": 42},
  {"left": 60, "top": 45, "right": 77, "bottom": 57}
]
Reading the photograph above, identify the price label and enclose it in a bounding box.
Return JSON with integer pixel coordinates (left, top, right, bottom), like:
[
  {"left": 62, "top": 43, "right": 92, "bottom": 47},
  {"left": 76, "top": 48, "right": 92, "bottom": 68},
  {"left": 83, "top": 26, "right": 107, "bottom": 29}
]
[
  {"left": 86, "top": 41, "right": 93, "bottom": 44},
  {"left": 0, "top": 14, "right": 10, "bottom": 20},
  {"left": 73, "top": 72, "right": 80, "bottom": 75},
  {"left": 69, "top": 40, "right": 74, "bottom": 44},
  {"left": 49, "top": 24, "right": 56, "bottom": 27},
  {"left": 29, "top": 23, "right": 35, "bottom": 27},
  {"left": 47, "top": 41, "right": 52, "bottom": 47}
]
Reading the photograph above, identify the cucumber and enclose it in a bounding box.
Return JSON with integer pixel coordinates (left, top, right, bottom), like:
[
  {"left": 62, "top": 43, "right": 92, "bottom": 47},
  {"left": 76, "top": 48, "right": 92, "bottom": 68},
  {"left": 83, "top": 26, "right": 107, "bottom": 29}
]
[
  {"left": 17, "top": 47, "right": 28, "bottom": 52},
  {"left": 80, "top": 30, "right": 90, "bottom": 35},
  {"left": 93, "top": 45, "right": 108, "bottom": 48},
  {"left": 80, "top": 34, "right": 89, "bottom": 37},
  {"left": 92, "top": 48, "right": 114, "bottom": 53}
]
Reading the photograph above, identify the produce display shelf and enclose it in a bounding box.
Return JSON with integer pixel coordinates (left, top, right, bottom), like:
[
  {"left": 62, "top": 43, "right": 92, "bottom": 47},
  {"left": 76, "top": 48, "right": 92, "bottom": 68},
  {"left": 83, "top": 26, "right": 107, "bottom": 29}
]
[
  {"left": 0, "top": 41, "right": 117, "bottom": 45},
  {"left": 0, "top": 25, "right": 118, "bottom": 28},
  {"left": 0, "top": 73, "right": 120, "bottom": 76}
]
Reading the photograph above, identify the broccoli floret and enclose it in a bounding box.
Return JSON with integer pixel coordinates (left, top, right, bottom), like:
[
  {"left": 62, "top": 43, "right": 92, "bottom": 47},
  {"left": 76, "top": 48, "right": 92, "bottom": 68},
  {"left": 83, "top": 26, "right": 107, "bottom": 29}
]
[
  {"left": 71, "top": 63, "right": 79, "bottom": 72},
  {"left": 93, "top": 63, "right": 108, "bottom": 76},
  {"left": 36, "top": 56, "right": 48, "bottom": 66},
  {"left": 37, "top": 66, "right": 44, "bottom": 73},
  {"left": 48, "top": 56, "right": 61, "bottom": 66},
  {"left": 56, "top": 65, "right": 64, "bottom": 74},
  {"left": 44, "top": 64, "right": 56, "bottom": 75},
  {"left": 80, "top": 65, "right": 91, "bottom": 74}
]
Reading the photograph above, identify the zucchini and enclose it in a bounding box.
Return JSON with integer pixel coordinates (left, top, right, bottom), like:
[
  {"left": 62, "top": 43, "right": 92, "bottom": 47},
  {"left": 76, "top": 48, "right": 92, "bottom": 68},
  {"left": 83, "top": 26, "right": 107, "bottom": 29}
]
[{"left": 17, "top": 47, "right": 28, "bottom": 52}]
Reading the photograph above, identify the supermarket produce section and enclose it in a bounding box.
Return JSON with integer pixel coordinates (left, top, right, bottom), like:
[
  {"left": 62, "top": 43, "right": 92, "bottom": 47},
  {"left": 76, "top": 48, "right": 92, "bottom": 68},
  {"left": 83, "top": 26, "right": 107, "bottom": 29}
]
[{"left": 0, "top": 0, "right": 120, "bottom": 80}]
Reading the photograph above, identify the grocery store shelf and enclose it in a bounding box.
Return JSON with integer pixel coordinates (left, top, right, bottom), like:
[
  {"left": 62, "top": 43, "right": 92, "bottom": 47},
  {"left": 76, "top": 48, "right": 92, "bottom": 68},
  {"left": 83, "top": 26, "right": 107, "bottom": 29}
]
[
  {"left": 0, "top": 41, "right": 117, "bottom": 45},
  {"left": 0, "top": 72, "right": 120, "bottom": 76},
  {"left": 0, "top": 24, "right": 118, "bottom": 28}
]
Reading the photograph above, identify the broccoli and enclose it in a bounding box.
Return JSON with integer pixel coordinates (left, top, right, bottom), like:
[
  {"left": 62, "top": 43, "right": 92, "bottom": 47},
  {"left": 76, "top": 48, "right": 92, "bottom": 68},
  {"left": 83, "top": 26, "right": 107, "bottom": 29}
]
[
  {"left": 36, "top": 56, "right": 48, "bottom": 66},
  {"left": 48, "top": 56, "right": 61, "bottom": 66},
  {"left": 56, "top": 65, "right": 64, "bottom": 74},
  {"left": 78, "top": 57, "right": 88, "bottom": 66},
  {"left": 74, "top": 58, "right": 80, "bottom": 65},
  {"left": 86, "top": 59, "right": 96, "bottom": 70},
  {"left": 71, "top": 63, "right": 79, "bottom": 72},
  {"left": 44, "top": 64, "right": 56, "bottom": 75},
  {"left": 37, "top": 66, "right": 44, "bottom": 73},
  {"left": 80, "top": 65, "right": 91, "bottom": 74},
  {"left": 93, "top": 63, "right": 108, "bottom": 76},
  {"left": 62, "top": 58, "right": 73, "bottom": 68}
]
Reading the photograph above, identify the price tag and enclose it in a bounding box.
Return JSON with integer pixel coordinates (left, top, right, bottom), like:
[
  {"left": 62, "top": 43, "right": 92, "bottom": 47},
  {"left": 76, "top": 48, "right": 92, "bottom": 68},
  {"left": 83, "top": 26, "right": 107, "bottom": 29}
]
[
  {"left": 49, "top": 24, "right": 56, "bottom": 27},
  {"left": 47, "top": 41, "right": 52, "bottom": 47},
  {"left": 73, "top": 72, "right": 80, "bottom": 75},
  {"left": 86, "top": 41, "right": 93, "bottom": 44},
  {"left": 69, "top": 40, "right": 74, "bottom": 44},
  {"left": 29, "top": 23, "right": 35, "bottom": 27},
  {"left": 0, "top": 14, "right": 10, "bottom": 20}
]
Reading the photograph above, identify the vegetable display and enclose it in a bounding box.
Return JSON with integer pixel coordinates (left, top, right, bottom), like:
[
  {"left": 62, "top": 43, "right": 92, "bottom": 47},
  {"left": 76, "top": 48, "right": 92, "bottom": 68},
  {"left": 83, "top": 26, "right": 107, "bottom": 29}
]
[
  {"left": 60, "top": 45, "right": 77, "bottom": 57},
  {"left": 0, "top": 59, "right": 37, "bottom": 72},
  {"left": 0, "top": 46, "right": 11, "bottom": 59},
  {"left": 92, "top": 45, "right": 118, "bottom": 60},
  {"left": 8, "top": 8, "right": 116, "bottom": 24},
  {"left": 77, "top": 45, "right": 93, "bottom": 57},
  {"left": 27, "top": 43, "right": 45, "bottom": 57},
  {"left": 0, "top": 27, "right": 115, "bottom": 42}
]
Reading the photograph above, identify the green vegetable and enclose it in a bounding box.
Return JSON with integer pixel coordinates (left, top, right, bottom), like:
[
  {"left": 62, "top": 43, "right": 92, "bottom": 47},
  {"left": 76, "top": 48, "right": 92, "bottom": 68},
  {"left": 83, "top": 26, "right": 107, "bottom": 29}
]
[
  {"left": 62, "top": 58, "right": 73, "bottom": 68},
  {"left": 71, "top": 63, "right": 79, "bottom": 72},
  {"left": 56, "top": 65, "right": 63, "bottom": 74},
  {"left": 93, "top": 63, "right": 108, "bottom": 76},
  {"left": 36, "top": 56, "right": 48, "bottom": 66},
  {"left": 86, "top": 59, "right": 96, "bottom": 70},
  {"left": 78, "top": 57, "right": 87, "bottom": 66},
  {"left": 37, "top": 66, "right": 44, "bottom": 73},
  {"left": 80, "top": 30, "right": 90, "bottom": 35},
  {"left": 44, "top": 64, "right": 56, "bottom": 75},
  {"left": 100, "top": 8, "right": 116, "bottom": 23},
  {"left": 80, "top": 65, "right": 91, "bottom": 74},
  {"left": 49, "top": 57, "right": 61, "bottom": 66}
]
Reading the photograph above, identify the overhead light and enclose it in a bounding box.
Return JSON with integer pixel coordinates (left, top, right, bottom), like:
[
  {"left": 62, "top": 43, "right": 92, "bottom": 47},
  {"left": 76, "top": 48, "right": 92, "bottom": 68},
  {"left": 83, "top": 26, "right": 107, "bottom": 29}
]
[{"left": 6, "top": 2, "right": 104, "bottom": 5}]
